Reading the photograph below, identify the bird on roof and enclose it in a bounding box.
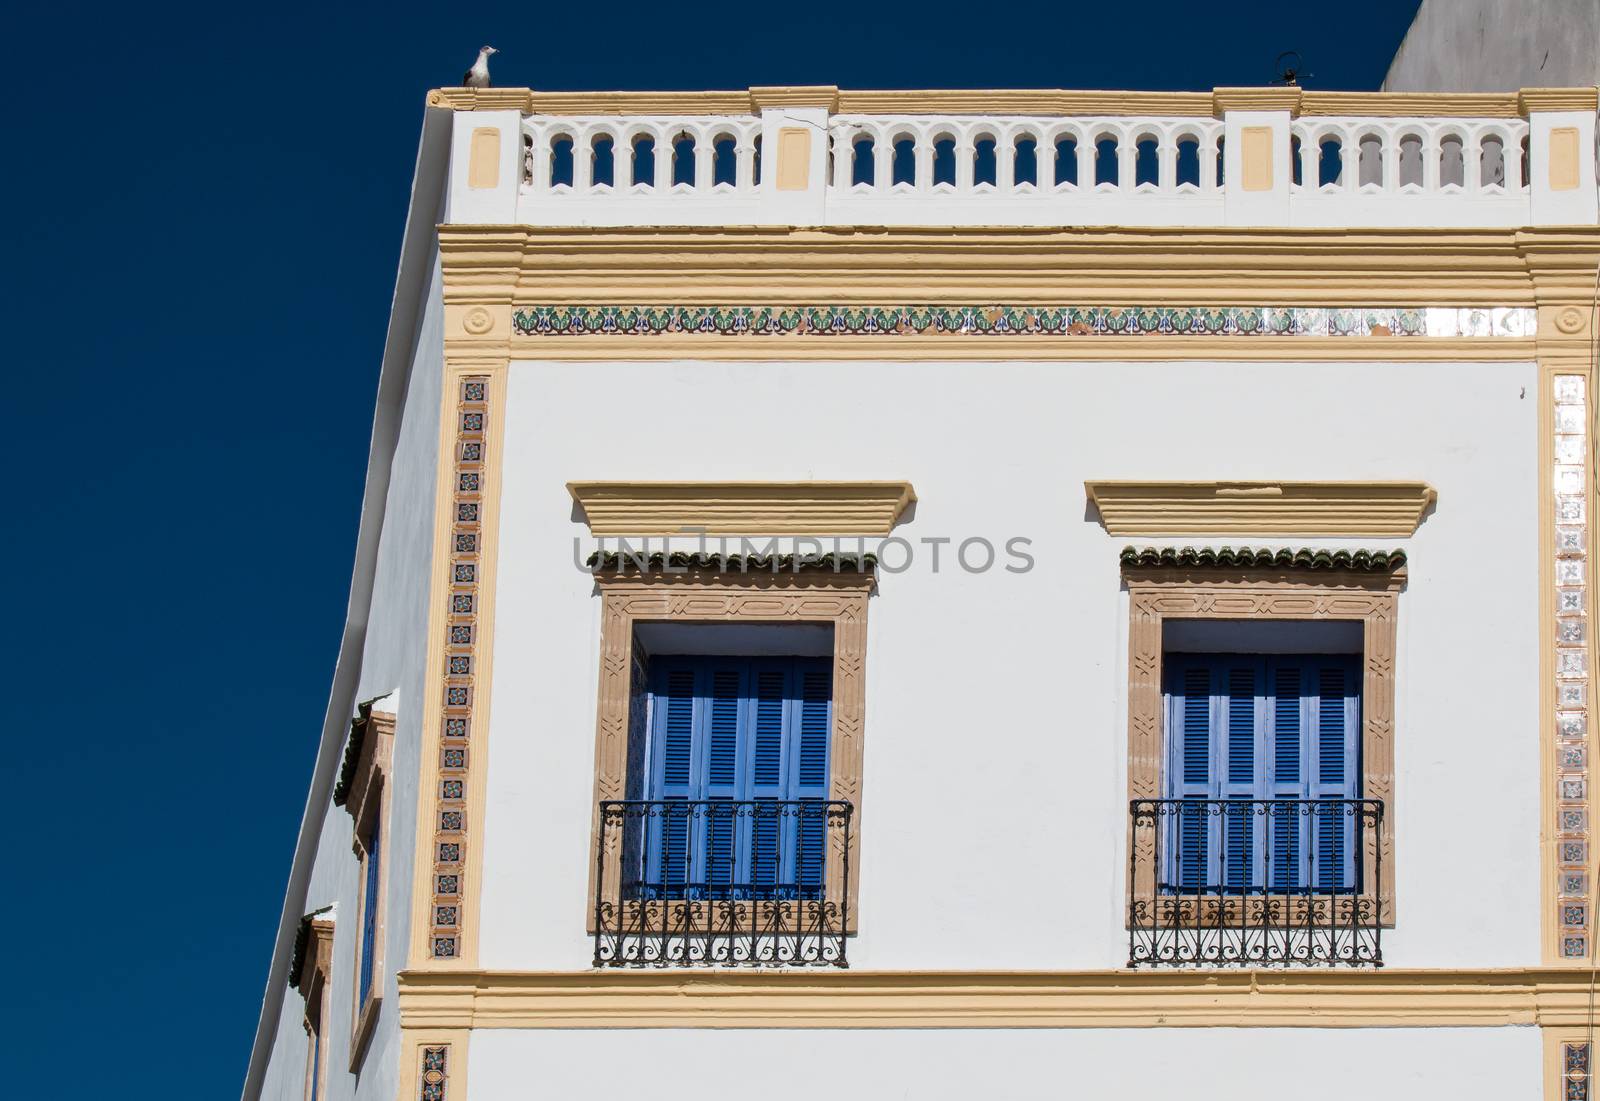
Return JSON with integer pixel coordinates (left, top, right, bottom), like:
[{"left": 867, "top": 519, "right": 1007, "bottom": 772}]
[{"left": 463, "top": 46, "right": 498, "bottom": 89}]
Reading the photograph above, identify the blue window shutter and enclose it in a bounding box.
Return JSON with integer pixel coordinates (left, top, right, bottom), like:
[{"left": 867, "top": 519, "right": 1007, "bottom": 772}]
[
  {"left": 642, "top": 655, "right": 834, "bottom": 900},
  {"left": 749, "top": 663, "right": 789, "bottom": 892},
  {"left": 1272, "top": 664, "right": 1302, "bottom": 785},
  {"left": 701, "top": 666, "right": 744, "bottom": 894},
  {"left": 1181, "top": 665, "right": 1211, "bottom": 789},
  {"left": 791, "top": 660, "right": 832, "bottom": 894},
  {"left": 625, "top": 651, "right": 650, "bottom": 801},
  {"left": 1312, "top": 659, "right": 1361, "bottom": 889},
  {"left": 1270, "top": 663, "right": 1304, "bottom": 889},
  {"left": 1165, "top": 659, "right": 1215, "bottom": 890},
  {"left": 359, "top": 796, "right": 381, "bottom": 1008},
  {"left": 648, "top": 663, "right": 698, "bottom": 896},
  {"left": 1178, "top": 802, "right": 1207, "bottom": 892}
]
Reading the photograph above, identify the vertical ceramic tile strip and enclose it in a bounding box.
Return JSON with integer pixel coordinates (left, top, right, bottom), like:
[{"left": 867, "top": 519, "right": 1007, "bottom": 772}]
[
  {"left": 430, "top": 377, "right": 489, "bottom": 959},
  {"left": 1565, "top": 1041, "right": 1591, "bottom": 1100},
  {"left": 419, "top": 1044, "right": 450, "bottom": 1101},
  {"left": 1555, "top": 373, "right": 1592, "bottom": 960}
]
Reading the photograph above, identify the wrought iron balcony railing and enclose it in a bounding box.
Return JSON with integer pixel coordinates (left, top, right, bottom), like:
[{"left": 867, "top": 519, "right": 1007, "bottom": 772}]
[
  {"left": 593, "top": 799, "right": 853, "bottom": 968},
  {"left": 1128, "top": 798, "right": 1385, "bottom": 968}
]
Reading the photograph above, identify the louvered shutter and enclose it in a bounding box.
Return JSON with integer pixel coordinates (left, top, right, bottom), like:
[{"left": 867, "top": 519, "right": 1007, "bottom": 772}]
[
  {"left": 359, "top": 793, "right": 381, "bottom": 1008},
  {"left": 1166, "top": 660, "right": 1215, "bottom": 891},
  {"left": 1220, "top": 661, "right": 1264, "bottom": 892},
  {"left": 1310, "top": 658, "right": 1361, "bottom": 890},
  {"left": 700, "top": 663, "right": 746, "bottom": 896},
  {"left": 644, "top": 655, "right": 834, "bottom": 901},
  {"left": 790, "top": 660, "right": 833, "bottom": 897},
  {"left": 1269, "top": 662, "right": 1305, "bottom": 890},
  {"left": 620, "top": 650, "right": 651, "bottom": 895},
  {"left": 647, "top": 663, "right": 698, "bottom": 897},
  {"left": 749, "top": 661, "right": 790, "bottom": 895}
]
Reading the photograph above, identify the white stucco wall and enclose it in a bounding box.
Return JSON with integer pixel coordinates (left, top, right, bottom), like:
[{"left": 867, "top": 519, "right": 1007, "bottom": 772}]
[
  {"left": 469, "top": 1025, "right": 1540, "bottom": 1100},
  {"left": 256, "top": 259, "right": 445, "bottom": 1101},
  {"left": 478, "top": 357, "right": 1540, "bottom": 971}
]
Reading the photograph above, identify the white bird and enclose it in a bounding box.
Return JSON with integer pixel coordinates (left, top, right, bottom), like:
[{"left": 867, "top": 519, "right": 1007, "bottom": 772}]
[{"left": 463, "top": 46, "right": 498, "bottom": 89}]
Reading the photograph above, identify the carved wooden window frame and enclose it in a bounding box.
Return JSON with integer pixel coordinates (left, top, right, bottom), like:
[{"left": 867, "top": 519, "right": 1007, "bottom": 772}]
[
  {"left": 295, "top": 916, "right": 335, "bottom": 1101},
  {"left": 1125, "top": 563, "right": 1401, "bottom": 925},
  {"left": 336, "top": 703, "right": 394, "bottom": 1061},
  {"left": 587, "top": 568, "right": 872, "bottom": 933}
]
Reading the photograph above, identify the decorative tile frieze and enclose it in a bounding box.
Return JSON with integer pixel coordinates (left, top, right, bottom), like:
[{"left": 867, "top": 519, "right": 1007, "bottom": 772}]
[
  {"left": 1554, "top": 373, "right": 1592, "bottom": 960},
  {"left": 512, "top": 304, "right": 1536, "bottom": 338},
  {"left": 428, "top": 377, "right": 490, "bottom": 960}
]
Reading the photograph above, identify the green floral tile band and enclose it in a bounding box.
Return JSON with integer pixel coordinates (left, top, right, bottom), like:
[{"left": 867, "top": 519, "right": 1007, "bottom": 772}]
[{"left": 511, "top": 306, "right": 1535, "bottom": 338}]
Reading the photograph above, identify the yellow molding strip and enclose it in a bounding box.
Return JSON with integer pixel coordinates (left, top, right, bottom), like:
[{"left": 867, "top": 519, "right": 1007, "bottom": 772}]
[
  {"left": 397, "top": 967, "right": 1600, "bottom": 1030},
  {"left": 568, "top": 481, "right": 916, "bottom": 536},
  {"left": 439, "top": 226, "right": 1600, "bottom": 309},
  {"left": 1085, "top": 481, "right": 1437, "bottom": 538},
  {"left": 425, "top": 86, "right": 1595, "bottom": 119}
]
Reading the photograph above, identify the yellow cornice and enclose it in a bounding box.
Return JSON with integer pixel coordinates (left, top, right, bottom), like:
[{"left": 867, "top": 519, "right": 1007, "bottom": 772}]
[
  {"left": 424, "top": 86, "right": 1594, "bottom": 119},
  {"left": 396, "top": 967, "right": 1600, "bottom": 1029},
  {"left": 1300, "top": 91, "right": 1525, "bottom": 118},
  {"left": 749, "top": 85, "right": 840, "bottom": 111},
  {"left": 1086, "top": 481, "right": 1437, "bottom": 538},
  {"left": 1212, "top": 87, "right": 1303, "bottom": 115},
  {"left": 436, "top": 225, "right": 1585, "bottom": 307},
  {"left": 1519, "top": 87, "right": 1600, "bottom": 114},
  {"left": 567, "top": 481, "right": 916, "bottom": 536}
]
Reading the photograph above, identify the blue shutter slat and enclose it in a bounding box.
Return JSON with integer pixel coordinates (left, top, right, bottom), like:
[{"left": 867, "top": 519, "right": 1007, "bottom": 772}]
[
  {"left": 794, "top": 663, "right": 832, "bottom": 795},
  {"left": 1181, "top": 666, "right": 1210, "bottom": 786},
  {"left": 751, "top": 667, "right": 787, "bottom": 789},
  {"left": 658, "top": 667, "right": 695, "bottom": 790},
  {"left": 1318, "top": 666, "right": 1347, "bottom": 786},
  {"left": 1273, "top": 665, "right": 1302, "bottom": 785},
  {"left": 1178, "top": 802, "right": 1207, "bottom": 891},
  {"left": 1270, "top": 807, "right": 1301, "bottom": 890},
  {"left": 1223, "top": 800, "right": 1252, "bottom": 891},
  {"left": 1316, "top": 801, "right": 1348, "bottom": 890},
  {"left": 705, "top": 668, "right": 742, "bottom": 790},
  {"left": 660, "top": 800, "right": 690, "bottom": 898},
  {"left": 1226, "top": 668, "right": 1255, "bottom": 785},
  {"left": 648, "top": 663, "right": 698, "bottom": 897}
]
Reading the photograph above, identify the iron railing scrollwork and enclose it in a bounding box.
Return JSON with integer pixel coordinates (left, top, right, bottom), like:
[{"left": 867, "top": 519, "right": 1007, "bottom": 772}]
[
  {"left": 1128, "top": 798, "right": 1385, "bottom": 968},
  {"left": 594, "top": 799, "right": 852, "bottom": 968}
]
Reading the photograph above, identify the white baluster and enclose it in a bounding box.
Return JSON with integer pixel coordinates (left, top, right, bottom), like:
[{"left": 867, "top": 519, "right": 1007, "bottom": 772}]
[
  {"left": 996, "top": 132, "right": 1015, "bottom": 191},
  {"left": 572, "top": 129, "right": 592, "bottom": 190},
  {"left": 954, "top": 136, "right": 975, "bottom": 192}
]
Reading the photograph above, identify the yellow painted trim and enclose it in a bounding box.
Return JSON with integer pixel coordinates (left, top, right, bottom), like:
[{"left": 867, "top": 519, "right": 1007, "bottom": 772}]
[
  {"left": 775, "top": 128, "right": 810, "bottom": 191},
  {"left": 1085, "top": 480, "right": 1437, "bottom": 538},
  {"left": 749, "top": 85, "right": 840, "bottom": 111},
  {"left": 439, "top": 226, "right": 1600, "bottom": 308},
  {"left": 1239, "top": 126, "right": 1274, "bottom": 192},
  {"left": 1543, "top": 1027, "right": 1596, "bottom": 1101},
  {"left": 1549, "top": 128, "right": 1580, "bottom": 192},
  {"left": 567, "top": 481, "right": 916, "bottom": 536},
  {"left": 397, "top": 968, "right": 1600, "bottom": 1030},
  {"left": 466, "top": 128, "right": 500, "bottom": 190},
  {"left": 1521, "top": 88, "right": 1600, "bottom": 114},
  {"left": 508, "top": 335, "right": 1535, "bottom": 363},
  {"left": 424, "top": 85, "right": 1596, "bottom": 119},
  {"left": 1214, "top": 88, "right": 1302, "bottom": 115},
  {"left": 406, "top": 352, "right": 510, "bottom": 973}
]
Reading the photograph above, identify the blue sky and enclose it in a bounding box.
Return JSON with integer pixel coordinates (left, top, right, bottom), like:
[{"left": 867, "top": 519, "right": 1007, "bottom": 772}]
[{"left": 4, "top": 0, "right": 1420, "bottom": 1095}]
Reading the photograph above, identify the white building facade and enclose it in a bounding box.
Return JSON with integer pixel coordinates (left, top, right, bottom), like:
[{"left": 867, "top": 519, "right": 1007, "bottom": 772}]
[{"left": 245, "top": 82, "right": 1600, "bottom": 1101}]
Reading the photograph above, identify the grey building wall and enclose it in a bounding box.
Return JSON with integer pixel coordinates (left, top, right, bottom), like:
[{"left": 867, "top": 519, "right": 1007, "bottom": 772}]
[{"left": 1383, "top": 0, "right": 1598, "bottom": 92}]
